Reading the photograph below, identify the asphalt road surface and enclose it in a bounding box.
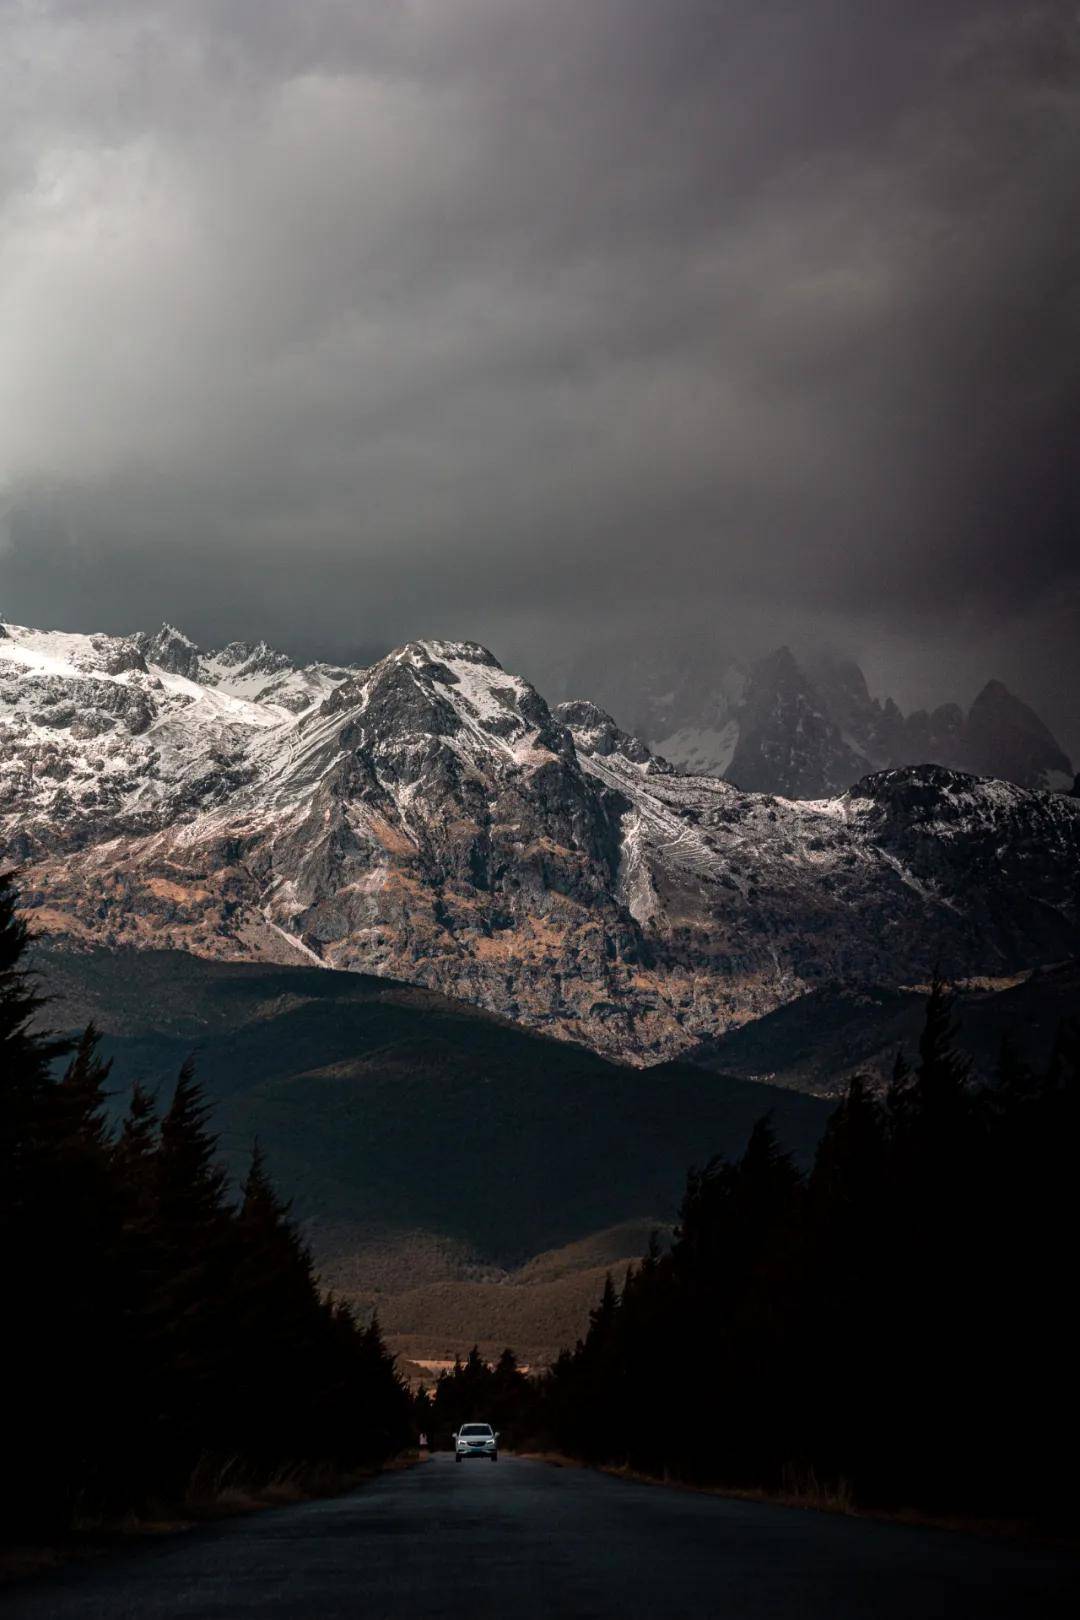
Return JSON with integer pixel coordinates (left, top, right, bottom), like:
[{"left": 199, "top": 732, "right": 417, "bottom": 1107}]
[{"left": 5, "top": 1456, "right": 1078, "bottom": 1619}]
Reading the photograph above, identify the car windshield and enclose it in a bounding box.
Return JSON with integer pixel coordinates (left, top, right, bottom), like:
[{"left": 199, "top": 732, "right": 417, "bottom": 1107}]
[{"left": 460, "top": 1425, "right": 491, "bottom": 1436}]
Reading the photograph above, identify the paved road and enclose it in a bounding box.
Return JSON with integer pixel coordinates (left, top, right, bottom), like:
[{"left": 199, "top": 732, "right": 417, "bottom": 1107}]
[{"left": 5, "top": 1456, "right": 1077, "bottom": 1619}]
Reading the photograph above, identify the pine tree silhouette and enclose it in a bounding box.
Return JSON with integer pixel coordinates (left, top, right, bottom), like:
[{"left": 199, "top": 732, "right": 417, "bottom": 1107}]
[
  {"left": 151, "top": 1059, "right": 239, "bottom": 1488},
  {"left": 0, "top": 873, "right": 73, "bottom": 1250},
  {"left": 231, "top": 1142, "right": 324, "bottom": 1464}
]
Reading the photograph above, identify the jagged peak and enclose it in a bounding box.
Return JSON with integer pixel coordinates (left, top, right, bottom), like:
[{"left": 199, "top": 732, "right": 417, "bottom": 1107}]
[
  {"left": 208, "top": 637, "right": 291, "bottom": 675},
  {"left": 411, "top": 638, "right": 504, "bottom": 669},
  {"left": 556, "top": 698, "right": 619, "bottom": 729},
  {"left": 556, "top": 699, "right": 669, "bottom": 771},
  {"left": 155, "top": 621, "right": 198, "bottom": 649},
  {"left": 753, "top": 644, "right": 803, "bottom": 680},
  {"left": 966, "top": 678, "right": 1070, "bottom": 771},
  {"left": 974, "top": 678, "right": 1012, "bottom": 703},
  {"left": 808, "top": 650, "right": 872, "bottom": 699},
  {"left": 360, "top": 638, "right": 516, "bottom": 698},
  {"left": 131, "top": 623, "right": 202, "bottom": 680},
  {"left": 320, "top": 636, "right": 564, "bottom": 757}
]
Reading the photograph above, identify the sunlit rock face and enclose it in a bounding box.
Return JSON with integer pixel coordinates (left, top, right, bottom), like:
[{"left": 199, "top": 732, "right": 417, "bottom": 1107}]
[{"left": 3, "top": 621, "right": 1079, "bottom": 1063}]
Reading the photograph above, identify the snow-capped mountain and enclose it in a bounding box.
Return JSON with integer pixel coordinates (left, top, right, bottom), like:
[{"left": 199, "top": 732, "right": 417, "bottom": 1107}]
[
  {"left": 2, "top": 619, "right": 1078, "bottom": 1063},
  {"left": 565, "top": 640, "right": 1074, "bottom": 798}
]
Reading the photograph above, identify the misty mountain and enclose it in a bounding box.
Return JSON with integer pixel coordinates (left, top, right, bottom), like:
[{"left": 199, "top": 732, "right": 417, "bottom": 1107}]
[
  {"left": 561, "top": 641, "right": 1075, "bottom": 798},
  {"left": 3, "top": 619, "right": 1079, "bottom": 1065}
]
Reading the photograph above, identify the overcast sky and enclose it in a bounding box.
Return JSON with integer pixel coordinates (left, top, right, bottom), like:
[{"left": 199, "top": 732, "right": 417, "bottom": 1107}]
[{"left": 1, "top": 1, "right": 1078, "bottom": 750}]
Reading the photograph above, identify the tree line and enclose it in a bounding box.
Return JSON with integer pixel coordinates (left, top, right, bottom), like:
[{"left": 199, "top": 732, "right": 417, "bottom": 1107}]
[
  {"left": 425, "top": 983, "right": 1078, "bottom": 1528},
  {"left": 415, "top": 1345, "right": 536, "bottom": 1453},
  {"left": 1, "top": 874, "right": 411, "bottom": 1539}
]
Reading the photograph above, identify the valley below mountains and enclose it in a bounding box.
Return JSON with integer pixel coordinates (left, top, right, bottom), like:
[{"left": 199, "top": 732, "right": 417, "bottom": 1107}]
[
  {"left": 35, "top": 943, "right": 830, "bottom": 1366},
  {"left": 3, "top": 618, "right": 1080, "bottom": 1065}
]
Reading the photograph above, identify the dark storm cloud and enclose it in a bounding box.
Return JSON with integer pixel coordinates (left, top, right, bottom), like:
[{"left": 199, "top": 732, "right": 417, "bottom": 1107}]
[{"left": 1, "top": 1, "right": 1078, "bottom": 743}]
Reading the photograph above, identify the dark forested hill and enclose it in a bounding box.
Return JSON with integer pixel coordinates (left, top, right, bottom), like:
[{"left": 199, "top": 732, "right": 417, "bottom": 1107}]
[
  {"left": 36, "top": 946, "right": 829, "bottom": 1269},
  {"left": 687, "top": 963, "right": 1080, "bottom": 1096}
]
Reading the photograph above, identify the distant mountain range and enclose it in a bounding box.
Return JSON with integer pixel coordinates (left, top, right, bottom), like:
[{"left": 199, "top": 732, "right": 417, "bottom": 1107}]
[
  {"left": 3, "top": 618, "right": 1079, "bottom": 1063},
  {"left": 561, "top": 641, "right": 1075, "bottom": 799}
]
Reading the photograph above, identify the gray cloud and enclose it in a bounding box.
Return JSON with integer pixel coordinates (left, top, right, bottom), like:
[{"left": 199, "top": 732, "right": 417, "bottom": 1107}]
[{"left": 1, "top": 1, "right": 1078, "bottom": 749}]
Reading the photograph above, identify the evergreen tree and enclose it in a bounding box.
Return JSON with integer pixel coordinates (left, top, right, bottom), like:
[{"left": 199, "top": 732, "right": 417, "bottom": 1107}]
[
  {"left": 231, "top": 1143, "right": 324, "bottom": 1464},
  {"left": 150, "top": 1060, "right": 240, "bottom": 1489},
  {"left": 0, "top": 872, "right": 72, "bottom": 1245},
  {"left": 107, "top": 1081, "right": 165, "bottom": 1498},
  {"left": 0, "top": 872, "right": 72, "bottom": 1081},
  {"left": 801, "top": 1077, "right": 888, "bottom": 1490},
  {"left": 884, "top": 1044, "right": 912, "bottom": 1135},
  {"left": 490, "top": 1347, "right": 530, "bottom": 1446},
  {"left": 45, "top": 1027, "right": 129, "bottom": 1514},
  {"left": 114, "top": 1081, "right": 159, "bottom": 1180},
  {"left": 913, "top": 978, "right": 972, "bottom": 1125}
]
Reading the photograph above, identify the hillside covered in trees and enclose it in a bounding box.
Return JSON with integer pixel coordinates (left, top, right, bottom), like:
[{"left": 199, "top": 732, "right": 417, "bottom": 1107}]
[{"left": 1, "top": 875, "right": 412, "bottom": 1539}]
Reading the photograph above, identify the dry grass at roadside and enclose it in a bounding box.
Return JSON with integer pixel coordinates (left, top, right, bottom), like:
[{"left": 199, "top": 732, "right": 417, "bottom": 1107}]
[
  {"left": 517, "top": 1453, "right": 1075, "bottom": 1547},
  {"left": 1, "top": 1452, "right": 424, "bottom": 1587}
]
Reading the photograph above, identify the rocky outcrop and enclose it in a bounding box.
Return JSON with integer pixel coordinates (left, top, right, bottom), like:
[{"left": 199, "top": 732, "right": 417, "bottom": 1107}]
[{"left": 553, "top": 700, "right": 669, "bottom": 771}]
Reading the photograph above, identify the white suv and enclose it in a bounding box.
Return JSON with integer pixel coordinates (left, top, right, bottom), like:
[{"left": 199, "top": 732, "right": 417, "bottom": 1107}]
[{"left": 453, "top": 1423, "right": 499, "bottom": 1462}]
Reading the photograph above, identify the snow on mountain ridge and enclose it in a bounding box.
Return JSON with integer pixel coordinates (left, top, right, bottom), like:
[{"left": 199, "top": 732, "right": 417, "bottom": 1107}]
[{"left": 3, "top": 618, "right": 1079, "bottom": 1064}]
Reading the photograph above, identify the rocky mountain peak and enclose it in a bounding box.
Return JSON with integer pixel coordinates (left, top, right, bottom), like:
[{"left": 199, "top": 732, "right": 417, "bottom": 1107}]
[
  {"left": 969, "top": 679, "right": 1057, "bottom": 740},
  {"left": 977, "top": 678, "right": 1011, "bottom": 702},
  {"left": 138, "top": 622, "right": 202, "bottom": 679},
  {"left": 210, "top": 638, "right": 291, "bottom": 676},
  {"left": 555, "top": 700, "right": 668, "bottom": 772},
  {"left": 812, "top": 652, "right": 872, "bottom": 704},
  {"left": 319, "top": 639, "right": 573, "bottom": 774},
  {"left": 416, "top": 638, "right": 499, "bottom": 667},
  {"left": 755, "top": 644, "right": 802, "bottom": 684},
  {"left": 726, "top": 647, "right": 867, "bottom": 798},
  {"left": 963, "top": 680, "right": 1072, "bottom": 789}
]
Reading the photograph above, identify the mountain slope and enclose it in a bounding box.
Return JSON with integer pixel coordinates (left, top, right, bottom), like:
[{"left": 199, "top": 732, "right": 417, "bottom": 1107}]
[
  {"left": 4, "top": 620, "right": 1079, "bottom": 1063},
  {"left": 686, "top": 961, "right": 1080, "bottom": 1096},
  {"left": 36, "top": 944, "right": 829, "bottom": 1267}
]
